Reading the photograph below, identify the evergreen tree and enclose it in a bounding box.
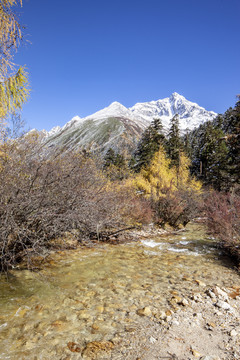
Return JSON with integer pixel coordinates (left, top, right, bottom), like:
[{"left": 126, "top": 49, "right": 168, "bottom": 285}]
[
  {"left": 133, "top": 118, "right": 166, "bottom": 172},
  {"left": 189, "top": 121, "right": 228, "bottom": 190},
  {"left": 167, "top": 114, "right": 183, "bottom": 168},
  {"left": 115, "top": 153, "right": 126, "bottom": 168},
  {"left": 166, "top": 114, "right": 184, "bottom": 186},
  {"left": 183, "top": 128, "right": 192, "bottom": 159},
  {"left": 103, "top": 148, "right": 128, "bottom": 180},
  {"left": 201, "top": 123, "right": 228, "bottom": 190},
  {"left": 179, "top": 96, "right": 240, "bottom": 190},
  {"left": 225, "top": 96, "right": 240, "bottom": 186},
  {"left": 103, "top": 148, "right": 116, "bottom": 168}
]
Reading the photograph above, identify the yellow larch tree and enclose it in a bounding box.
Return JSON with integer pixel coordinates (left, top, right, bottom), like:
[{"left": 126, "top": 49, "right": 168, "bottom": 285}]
[
  {"left": 134, "top": 146, "right": 176, "bottom": 199},
  {"left": 129, "top": 146, "right": 202, "bottom": 227},
  {"left": 0, "top": 0, "right": 29, "bottom": 132},
  {"left": 133, "top": 145, "right": 201, "bottom": 199}
]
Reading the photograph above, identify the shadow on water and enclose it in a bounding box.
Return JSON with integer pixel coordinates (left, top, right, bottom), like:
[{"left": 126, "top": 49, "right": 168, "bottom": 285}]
[{"left": 180, "top": 225, "right": 239, "bottom": 271}]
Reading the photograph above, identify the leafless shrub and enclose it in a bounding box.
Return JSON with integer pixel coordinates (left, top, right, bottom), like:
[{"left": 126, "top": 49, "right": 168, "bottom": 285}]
[
  {"left": 204, "top": 188, "right": 240, "bottom": 262},
  {"left": 0, "top": 134, "right": 149, "bottom": 271},
  {"left": 153, "top": 186, "right": 201, "bottom": 228}
]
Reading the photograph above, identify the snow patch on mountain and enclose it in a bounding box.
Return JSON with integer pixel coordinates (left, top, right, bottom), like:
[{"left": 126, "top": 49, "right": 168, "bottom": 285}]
[
  {"left": 48, "top": 126, "right": 61, "bottom": 137},
  {"left": 129, "top": 92, "right": 217, "bottom": 131},
  {"left": 44, "top": 93, "right": 217, "bottom": 138},
  {"left": 84, "top": 102, "right": 133, "bottom": 121}
]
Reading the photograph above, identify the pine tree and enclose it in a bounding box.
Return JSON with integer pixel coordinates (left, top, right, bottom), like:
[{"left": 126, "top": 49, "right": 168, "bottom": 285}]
[
  {"left": 133, "top": 118, "right": 166, "bottom": 172},
  {"left": 103, "top": 148, "right": 128, "bottom": 180},
  {"left": 167, "top": 114, "right": 183, "bottom": 167},
  {"left": 183, "top": 128, "right": 192, "bottom": 159},
  {"left": 166, "top": 114, "right": 184, "bottom": 186},
  {"left": 134, "top": 145, "right": 175, "bottom": 199},
  {"left": 131, "top": 145, "right": 201, "bottom": 227},
  {"left": 103, "top": 148, "right": 116, "bottom": 168},
  {"left": 180, "top": 96, "right": 240, "bottom": 190},
  {"left": 191, "top": 121, "right": 228, "bottom": 190},
  {"left": 225, "top": 96, "right": 240, "bottom": 186}
]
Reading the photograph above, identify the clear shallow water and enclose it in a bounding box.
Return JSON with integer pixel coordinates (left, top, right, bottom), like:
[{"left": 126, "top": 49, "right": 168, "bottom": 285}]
[{"left": 0, "top": 223, "right": 239, "bottom": 359}]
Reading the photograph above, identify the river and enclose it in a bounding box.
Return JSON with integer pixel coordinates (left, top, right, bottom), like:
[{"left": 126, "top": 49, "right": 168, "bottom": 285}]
[{"left": 0, "top": 223, "right": 239, "bottom": 359}]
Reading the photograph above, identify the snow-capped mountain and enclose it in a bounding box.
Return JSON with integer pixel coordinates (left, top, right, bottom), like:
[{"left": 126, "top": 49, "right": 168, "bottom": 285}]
[
  {"left": 85, "top": 102, "right": 133, "bottom": 122},
  {"left": 41, "top": 93, "right": 217, "bottom": 155},
  {"left": 129, "top": 92, "right": 217, "bottom": 131}
]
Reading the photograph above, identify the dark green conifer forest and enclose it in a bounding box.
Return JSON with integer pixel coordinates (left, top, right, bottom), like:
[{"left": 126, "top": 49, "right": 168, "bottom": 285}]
[{"left": 185, "top": 96, "right": 240, "bottom": 190}]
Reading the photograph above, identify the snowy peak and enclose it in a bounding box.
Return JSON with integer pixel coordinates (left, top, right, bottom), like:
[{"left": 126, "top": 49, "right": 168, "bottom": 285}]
[
  {"left": 84, "top": 101, "right": 132, "bottom": 121},
  {"left": 44, "top": 93, "right": 217, "bottom": 140},
  {"left": 169, "top": 92, "right": 185, "bottom": 101},
  {"left": 40, "top": 93, "right": 218, "bottom": 156},
  {"left": 129, "top": 93, "right": 217, "bottom": 131}
]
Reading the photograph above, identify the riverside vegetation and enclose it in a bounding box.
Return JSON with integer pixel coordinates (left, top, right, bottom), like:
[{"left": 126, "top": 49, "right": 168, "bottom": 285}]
[
  {"left": 1, "top": 98, "right": 240, "bottom": 271},
  {"left": 0, "top": 0, "right": 239, "bottom": 272}
]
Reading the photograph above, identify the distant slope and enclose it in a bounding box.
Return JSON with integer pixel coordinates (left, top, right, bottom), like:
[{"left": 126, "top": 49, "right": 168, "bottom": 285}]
[
  {"left": 39, "top": 93, "right": 217, "bottom": 155},
  {"left": 44, "top": 115, "right": 143, "bottom": 155}
]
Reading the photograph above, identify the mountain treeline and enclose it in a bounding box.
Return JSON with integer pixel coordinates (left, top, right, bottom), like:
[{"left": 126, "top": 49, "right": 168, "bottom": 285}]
[
  {"left": 104, "top": 96, "right": 240, "bottom": 192},
  {"left": 102, "top": 96, "right": 240, "bottom": 265}
]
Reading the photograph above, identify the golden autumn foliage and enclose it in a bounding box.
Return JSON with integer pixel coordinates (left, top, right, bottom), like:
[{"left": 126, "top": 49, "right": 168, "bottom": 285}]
[
  {"left": 132, "top": 146, "right": 201, "bottom": 199},
  {"left": 126, "top": 146, "right": 202, "bottom": 228},
  {"left": 175, "top": 152, "right": 202, "bottom": 192},
  {"left": 0, "top": 67, "right": 29, "bottom": 120},
  {"left": 0, "top": 0, "right": 29, "bottom": 124},
  {"left": 134, "top": 147, "right": 175, "bottom": 198}
]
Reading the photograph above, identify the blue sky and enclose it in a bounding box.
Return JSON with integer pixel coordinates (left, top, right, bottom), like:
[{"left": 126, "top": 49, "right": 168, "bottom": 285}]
[{"left": 15, "top": 0, "right": 240, "bottom": 131}]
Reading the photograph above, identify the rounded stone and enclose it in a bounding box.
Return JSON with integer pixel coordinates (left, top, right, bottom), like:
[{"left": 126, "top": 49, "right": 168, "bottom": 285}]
[{"left": 136, "top": 307, "right": 152, "bottom": 317}]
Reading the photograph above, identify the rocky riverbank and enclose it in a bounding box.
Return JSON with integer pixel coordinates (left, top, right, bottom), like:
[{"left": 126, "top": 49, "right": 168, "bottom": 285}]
[{"left": 111, "top": 285, "right": 240, "bottom": 360}]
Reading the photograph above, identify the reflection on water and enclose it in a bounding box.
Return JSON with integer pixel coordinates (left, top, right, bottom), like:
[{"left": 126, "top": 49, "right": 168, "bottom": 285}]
[{"left": 0, "top": 223, "right": 238, "bottom": 359}]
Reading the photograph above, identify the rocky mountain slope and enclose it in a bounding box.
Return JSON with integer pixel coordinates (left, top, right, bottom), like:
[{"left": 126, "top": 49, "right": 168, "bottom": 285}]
[{"left": 39, "top": 93, "right": 217, "bottom": 155}]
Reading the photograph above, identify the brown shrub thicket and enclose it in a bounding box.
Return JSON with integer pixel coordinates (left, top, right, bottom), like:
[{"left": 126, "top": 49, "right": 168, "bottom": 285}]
[
  {"left": 0, "top": 135, "right": 151, "bottom": 271},
  {"left": 204, "top": 188, "right": 240, "bottom": 262},
  {"left": 152, "top": 186, "right": 201, "bottom": 228}
]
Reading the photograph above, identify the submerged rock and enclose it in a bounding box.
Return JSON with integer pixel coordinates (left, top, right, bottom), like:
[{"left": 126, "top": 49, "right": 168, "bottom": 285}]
[
  {"left": 136, "top": 307, "right": 152, "bottom": 317},
  {"left": 191, "top": 348, "right": 202, "bottom": 357},
  {"left": 194, "top": 280, "right": 206, "bottom": 287},
  {"left": 67, "top": 342, "right": 82, "bottom": 353},
  {"left": 81, "top": 341, "right": 114, "bottom": 359}
]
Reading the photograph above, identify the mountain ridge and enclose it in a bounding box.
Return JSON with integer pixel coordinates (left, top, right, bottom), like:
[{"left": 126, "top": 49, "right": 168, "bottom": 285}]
[{"left": 37, "top": 93, "right": 217, "bottom": 155}]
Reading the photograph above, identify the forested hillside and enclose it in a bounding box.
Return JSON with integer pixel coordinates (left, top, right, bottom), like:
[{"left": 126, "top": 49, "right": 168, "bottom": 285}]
[
  {"left": 103, "top": 97, "right": 240, "bottom": 265},
  {"left": 185, "top": 95, "right": 240, "bottom": 191},
  {"left": 183, "top": 97, "right": 240, "bottom": 263}
]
